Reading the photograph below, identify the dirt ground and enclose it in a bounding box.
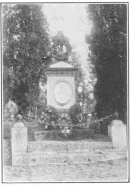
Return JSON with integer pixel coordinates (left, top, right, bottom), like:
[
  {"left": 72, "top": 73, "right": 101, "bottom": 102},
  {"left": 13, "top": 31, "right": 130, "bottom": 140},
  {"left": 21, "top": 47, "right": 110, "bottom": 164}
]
[
  {"left": 3, "top": 136, "right": 128, "bottom": 183},
  {"left": 3, "top": 156, "right": 128, "bottom": 182}
]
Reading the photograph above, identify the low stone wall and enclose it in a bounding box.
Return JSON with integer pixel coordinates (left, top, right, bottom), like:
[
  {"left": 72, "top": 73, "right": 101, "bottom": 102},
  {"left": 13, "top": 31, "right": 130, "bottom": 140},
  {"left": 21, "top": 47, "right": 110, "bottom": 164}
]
[
  {"left": 34, "top": 129, "right": 94, "bottom": 141},
  {"left": 27, "top": 125, "right": 45, "bottom": 141}
]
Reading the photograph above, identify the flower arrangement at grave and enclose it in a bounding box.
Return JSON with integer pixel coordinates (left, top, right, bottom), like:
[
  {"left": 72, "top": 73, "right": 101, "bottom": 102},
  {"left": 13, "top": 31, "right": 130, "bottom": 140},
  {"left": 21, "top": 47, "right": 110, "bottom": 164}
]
[
  {"left": 36, "top": 105, "right": 60, "bottom": 129},
  {"left": 58, "top": 113, "right": 72, "bottom": 137},
  {"left": 34, "top": 89, "right": 96, "bottom": 132},
  {"left": 27, "top": 96, "right": 97, "bottom": 132},
  {"left": 62, "top": 125, "right": 71, "bottom": 137}
]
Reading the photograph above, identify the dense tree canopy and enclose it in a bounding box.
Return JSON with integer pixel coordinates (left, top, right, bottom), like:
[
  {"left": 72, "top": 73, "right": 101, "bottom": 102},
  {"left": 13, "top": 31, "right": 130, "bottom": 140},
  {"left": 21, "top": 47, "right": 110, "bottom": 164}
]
[
  {"left": 3, "top": 4, "right": 51, "bottom": 113},
  {"left": 3, "top": 3, "right": 127, "bottom": 122},
  {"left": 86, "top": 4, "right": 127, "bottom": 123}
]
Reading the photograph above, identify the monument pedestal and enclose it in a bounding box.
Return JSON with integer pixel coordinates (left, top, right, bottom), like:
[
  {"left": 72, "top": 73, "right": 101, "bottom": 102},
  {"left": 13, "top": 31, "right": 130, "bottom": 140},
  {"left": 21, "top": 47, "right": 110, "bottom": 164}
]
[{"left": 44, "top": 61, "right": 78, "bottom": 110}]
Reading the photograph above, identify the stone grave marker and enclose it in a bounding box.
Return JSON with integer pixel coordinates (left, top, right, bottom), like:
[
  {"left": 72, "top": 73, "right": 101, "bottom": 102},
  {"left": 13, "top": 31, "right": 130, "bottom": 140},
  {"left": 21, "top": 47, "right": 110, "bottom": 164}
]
[
  {"left": 108, "top": 120, "right": 127, "bottom": 148},
  {"left": 12, "top": 115, "right": 27, "bottom": 165}
]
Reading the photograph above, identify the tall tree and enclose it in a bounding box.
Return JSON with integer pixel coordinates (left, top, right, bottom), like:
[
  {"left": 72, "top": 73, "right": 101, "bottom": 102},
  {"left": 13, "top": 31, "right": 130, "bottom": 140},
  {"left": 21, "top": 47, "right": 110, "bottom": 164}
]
[
  {"left": 86, "top": 4, "right": 127, "bottom": 123},
  {"left": 51, "top": 30, "right": 72, "bottom": 62},
  {"left": 3, "top": 4, "right": 51, "bottom": 112}
]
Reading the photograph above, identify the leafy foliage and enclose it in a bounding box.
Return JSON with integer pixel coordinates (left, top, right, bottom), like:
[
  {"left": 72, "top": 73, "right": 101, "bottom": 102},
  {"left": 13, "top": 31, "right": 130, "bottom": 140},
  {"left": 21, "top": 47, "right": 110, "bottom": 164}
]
[
  {"left": 3, "top": 4, "right": 51, "bottom": 113},
  {"left": 52, "top": 30, "right": 72, "bottom": 61},
  {"left": 86, "top": 4, "right": 127, "bottom": 123},
  {"left": 46, "top": 106, "right": 60, "bottom": 124},
  {"left": 70, "top": 50, "right": 97, "bottom": 114},
  {"left": 68, "top": 104, "right": 82, "bottom": 124}
]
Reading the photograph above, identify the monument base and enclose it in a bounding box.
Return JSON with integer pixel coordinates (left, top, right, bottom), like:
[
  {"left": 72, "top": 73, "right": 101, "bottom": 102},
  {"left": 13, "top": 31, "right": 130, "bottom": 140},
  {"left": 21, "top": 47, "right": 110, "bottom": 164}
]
[{"left": 34, "top": 129, "right": 94, "bottom": 141}]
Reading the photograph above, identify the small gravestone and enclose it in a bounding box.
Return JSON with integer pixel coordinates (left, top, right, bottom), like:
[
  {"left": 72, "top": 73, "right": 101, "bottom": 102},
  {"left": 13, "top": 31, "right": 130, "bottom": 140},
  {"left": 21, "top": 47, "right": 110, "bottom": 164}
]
[
  {"left": 108, "top": 120, "right": 127, "bottom": 148},
  {"left": 12, "top": 115, "right": 27, "bottom": 165}
]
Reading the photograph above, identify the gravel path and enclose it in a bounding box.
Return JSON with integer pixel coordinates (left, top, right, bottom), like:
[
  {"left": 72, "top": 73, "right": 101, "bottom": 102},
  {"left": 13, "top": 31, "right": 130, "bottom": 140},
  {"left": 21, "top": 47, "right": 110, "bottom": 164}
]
[{"left": 3, "top": 157, "right": 128, "bottom": 182}]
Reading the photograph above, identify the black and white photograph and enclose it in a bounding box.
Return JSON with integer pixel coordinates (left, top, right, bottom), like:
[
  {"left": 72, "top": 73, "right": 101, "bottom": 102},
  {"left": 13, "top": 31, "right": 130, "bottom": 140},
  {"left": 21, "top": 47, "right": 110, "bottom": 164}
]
[{"left": 1, "top": 1, "right": 129, "bottom": 183}]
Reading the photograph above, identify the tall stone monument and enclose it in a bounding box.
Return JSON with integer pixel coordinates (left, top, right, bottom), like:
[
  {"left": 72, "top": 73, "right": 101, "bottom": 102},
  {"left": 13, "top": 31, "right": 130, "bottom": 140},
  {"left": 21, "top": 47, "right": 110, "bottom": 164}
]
[
  {"left": 41, "top": 31, "right": 78, "bottom": 110},
  {"left": 45, "top": 61, "right": 78, "bottom": 109}
]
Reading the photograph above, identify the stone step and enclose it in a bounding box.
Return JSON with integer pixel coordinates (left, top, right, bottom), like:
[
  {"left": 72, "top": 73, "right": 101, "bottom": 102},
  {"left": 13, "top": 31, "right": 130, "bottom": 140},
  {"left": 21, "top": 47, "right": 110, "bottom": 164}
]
[
  {"left": 13, "top": 149, "right": 127, "bottom": 166},
  {"left": 27, "top": 140, "right": 113, "bottom": 153}
]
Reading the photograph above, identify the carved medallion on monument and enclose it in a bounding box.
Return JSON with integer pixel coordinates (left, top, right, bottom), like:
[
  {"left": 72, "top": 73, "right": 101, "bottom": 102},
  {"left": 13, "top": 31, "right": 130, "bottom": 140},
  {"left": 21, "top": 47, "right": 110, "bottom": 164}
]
[
  {"left": 44, "top": 61, "right": 78, "bottom": 109},
  {"left": 54, "top": 80, "right": 73, "bottom": 106}
]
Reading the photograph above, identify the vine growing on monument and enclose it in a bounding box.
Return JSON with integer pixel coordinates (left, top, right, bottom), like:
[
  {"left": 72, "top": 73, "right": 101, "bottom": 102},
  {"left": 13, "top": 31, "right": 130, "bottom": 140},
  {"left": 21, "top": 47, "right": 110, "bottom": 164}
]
[
  {"left": 3, "top": 4, "right": 51, "bottom": 113},
  {"left": 70, "top": 50, "right": 97, "bottom": 114},
  {"left": 86, "top": 4, "right": 127, "bottom": 123}
]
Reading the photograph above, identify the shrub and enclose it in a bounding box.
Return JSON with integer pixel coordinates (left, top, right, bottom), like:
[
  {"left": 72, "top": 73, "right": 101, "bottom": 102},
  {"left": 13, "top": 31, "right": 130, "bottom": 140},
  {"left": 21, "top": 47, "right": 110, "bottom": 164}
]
[
  {"left": 46, "top": 106, "right": 60, "bottom": 124},
  {"left": 68, "top": 104, "right": 82, "bottom": 124}
]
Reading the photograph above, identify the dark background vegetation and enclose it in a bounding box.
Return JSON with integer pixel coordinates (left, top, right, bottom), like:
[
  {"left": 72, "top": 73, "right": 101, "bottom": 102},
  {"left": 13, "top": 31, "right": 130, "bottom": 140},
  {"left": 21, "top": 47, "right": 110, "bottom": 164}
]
[
  {"left": 3, "top": 4, "right": 127, "bottom": 124},
  {"left": 86, "top": 4, "right": 127, "bottom": 123}
]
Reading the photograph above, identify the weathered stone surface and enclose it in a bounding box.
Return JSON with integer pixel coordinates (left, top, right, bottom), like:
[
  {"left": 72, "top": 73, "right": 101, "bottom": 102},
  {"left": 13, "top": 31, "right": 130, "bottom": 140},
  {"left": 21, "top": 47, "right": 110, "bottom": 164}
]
[
  {"left": 47, "top": 76, "right": 76, "bottom": 109},
  {"left": 3, "top": 139, "right": 12, "bottom": 165},
  {"left": 12, "top": 121, "right": 27, "bottom": 162},
  {"left": 108, "top": 120, "right": 127, "bottom": 148},
  {"left": 45, "top": 61, "right": 78, "bottom": 109}
]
